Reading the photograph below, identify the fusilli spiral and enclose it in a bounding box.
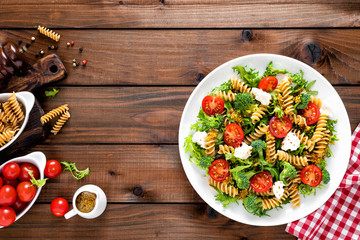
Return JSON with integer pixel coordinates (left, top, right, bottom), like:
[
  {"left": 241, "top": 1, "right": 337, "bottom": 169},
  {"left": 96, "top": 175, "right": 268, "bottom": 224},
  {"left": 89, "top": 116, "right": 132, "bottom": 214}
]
[
  {"left": 0, "top": 129, "right": 16, "bottom": 147},
  {"left": 311, "top": 113, "right": 328, "bottom": 143},
  {"left": 243, "top": 124, "right": 268, "bottom": 145},
  {"left": 8, "top": 93, "right": 24, "bottom": 122},
  {"left": 265, "top": 131, "right": 276, "bottom": 164},
  {"left": 292, "top": 130, "right": 315, "bottom": 151},
  {"left": 37, "top": 26, "right": 61, "bottom": 42},
  {"left": 205, "top": 129, "right": 218, "bottom": 157},
  {"left": 288, "top": 184, "right": 300, "bottom": 208},
  {"left": 51, "top": 111, "right": 70, "bottom": 135},
  {"left": 251, "top": 105, "right": 267, "bottom": 124},
  {"left": 231, "top": 78, "right": 253, "bottom": 95},
  {"left": 216, "top": 90, "right": 236, "bottom": 102},
  {"left": 209, "top": 178, "right": 239, "bottom": 198},
  {"left": 276, "top": 77, "right": 294, "bottom": 115},
  {"left": 41, "top": 104, "right": 69, "bottom": 125},
  {"left": 276, "top": 150, "right": 308, "bottom": 167},
  {"left": 218, "top": 144, "right": 234, "bottom": 155}
]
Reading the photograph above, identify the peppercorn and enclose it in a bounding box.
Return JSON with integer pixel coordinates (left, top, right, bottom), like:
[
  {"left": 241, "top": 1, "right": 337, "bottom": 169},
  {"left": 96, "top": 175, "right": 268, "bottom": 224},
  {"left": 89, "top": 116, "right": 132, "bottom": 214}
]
[
  {"left": 31, "top": 37, "right": 35, "bottom": 42},
  {"left": 67, "top": 42, "right": 70, "bottom": 47},
  {"left": 35, "top": 53, "right": 39, "bottom": 58},
  {"left": 18, "top": 40, "right": 22, "bottom": 45},
  {"left": 25, "top": 43, "right": 30, "bottom": 48},
  {"left": 79, "top": 47, "right": 83, "bottom": 52},
  {"left": 82, "top": 60, "right": 87, "bottom": 66},
  {"left": 54, "top": 45, "right": 58, "bottom": 50},
  {"left": 48, "top": 45, "right": 51, "bottom": 50}
]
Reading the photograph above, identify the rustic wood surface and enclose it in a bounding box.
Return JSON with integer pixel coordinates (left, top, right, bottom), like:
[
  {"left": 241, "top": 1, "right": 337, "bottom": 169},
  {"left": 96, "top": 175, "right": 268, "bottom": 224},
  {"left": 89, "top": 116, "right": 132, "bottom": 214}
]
[{"left": 0, "top": 0, "right": 359, "bottom": 239}]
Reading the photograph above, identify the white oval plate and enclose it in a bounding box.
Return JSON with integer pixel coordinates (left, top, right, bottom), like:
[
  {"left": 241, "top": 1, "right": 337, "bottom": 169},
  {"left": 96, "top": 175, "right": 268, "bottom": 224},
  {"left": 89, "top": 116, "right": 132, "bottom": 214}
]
[
  {"left": 178, "top": 54, "right": 352, "bottom": 226},
  {"left": 0, "top": 152, "right": 46, "bottom": 228},
  {"left": 0, "top": 91, "right": 35, "bottom": 152}
]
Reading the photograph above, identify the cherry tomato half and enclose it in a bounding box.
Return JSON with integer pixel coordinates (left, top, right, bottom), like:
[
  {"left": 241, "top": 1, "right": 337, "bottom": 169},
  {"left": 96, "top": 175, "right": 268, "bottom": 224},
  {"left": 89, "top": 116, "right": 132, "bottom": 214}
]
[
  {"left": 19, "top": 163, "right": 39, "bottom": 181},
  {"left": 301, "top": 165, "right": 323, "bottom": 187},
  {"left": 250, "top": 171, "right": 273, "bottom": 193},
  {"left": 201, "top": 95, "right": 224, "bottom": 116},
  {"left": 10, "top": 197, "right": 27, "bottom": 213},
  {"left": 0, "top": 207, "right": 16, "bottom": 227},
  {"left": 50, "top": 198, "right": 69, "bottom": 217},
  {"left": 44, "top": 160, "right": 62, "bottom": 178},
  {"left": 209, "top": 159, "right": 230, "bottom": 182},
  {"left": 269, "top": 116, "right": 293, "bottom": 138},
  {"left": 258, "top": 76, "right": 278, "bottom": 92},
  {"left": 17, "top": 181, "right": 36, "bottom": 203},
  {"left": 300, "top": 102, "right": 320, "bottom": 125},
  {"left": 223, "top": 123, "right": 244, "bottom": 148},
  {"left": 2, "top": 162, "right": 20, "bottom": 180},
  {"left": 0, "top": 185, "right": 17, "bottom": 206}
]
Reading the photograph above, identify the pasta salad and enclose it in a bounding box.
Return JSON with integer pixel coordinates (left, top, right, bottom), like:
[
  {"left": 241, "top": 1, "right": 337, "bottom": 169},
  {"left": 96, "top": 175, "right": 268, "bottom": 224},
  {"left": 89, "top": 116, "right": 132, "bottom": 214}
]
[{"left": 184, "top": 62, "right": 338, "bottom": 217}]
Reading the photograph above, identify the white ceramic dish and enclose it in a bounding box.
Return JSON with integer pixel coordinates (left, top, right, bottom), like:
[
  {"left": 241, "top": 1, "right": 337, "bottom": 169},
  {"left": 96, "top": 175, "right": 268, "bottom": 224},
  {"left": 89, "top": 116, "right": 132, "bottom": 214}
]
[
  {"left": 178, "top": 54, "right": 352, "bottom": 226},
  {"left": 0, "top": 91, "right": 35, "bottom": 152},
  {"left": 0, "top": 152, "right": 46, "bottom": 228}
]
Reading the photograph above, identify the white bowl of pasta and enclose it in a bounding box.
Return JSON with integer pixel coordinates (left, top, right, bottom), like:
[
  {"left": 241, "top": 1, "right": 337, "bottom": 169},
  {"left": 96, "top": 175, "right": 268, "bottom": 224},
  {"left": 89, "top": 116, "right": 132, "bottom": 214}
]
[
  {"left": 0, "top": 91, "right": 35, "bottom": 152},
  {"left": 178, "top": 54, "right": 352, "bottom": 226}
]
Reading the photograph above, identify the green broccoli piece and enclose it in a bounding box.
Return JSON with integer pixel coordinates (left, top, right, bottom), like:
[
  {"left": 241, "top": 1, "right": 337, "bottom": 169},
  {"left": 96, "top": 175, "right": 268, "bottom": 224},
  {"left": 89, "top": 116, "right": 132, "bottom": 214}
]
[
  {"left": 199, "top": 156, "right": 213, "bottom": 169},
  {"left": 250, "top": 140, "right": 267, "bottom": 162},
  {"left": 233, "top": 170, "right": 257, "bottom": 190},
  {"left": 322, "top": 169, "right": 330, "bottom": 184},
  {"left": 243, "top": 193, "right": 269, "bottom": 217},
  {"left": 295, "top": 93, "right": 311, "bottom": 110},
  {"left": 279, "top": 161, "right": 297, "bottom": 185},
  {"left": 233, "top": 93, "right": 254, "bottom": 113}
]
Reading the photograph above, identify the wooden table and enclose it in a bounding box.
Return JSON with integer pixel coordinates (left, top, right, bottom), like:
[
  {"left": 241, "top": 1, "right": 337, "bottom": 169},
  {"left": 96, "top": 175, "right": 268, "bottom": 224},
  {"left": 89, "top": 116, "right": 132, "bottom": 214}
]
[{"left": 0, "top": 0, "right": 359, "bottom": 239}]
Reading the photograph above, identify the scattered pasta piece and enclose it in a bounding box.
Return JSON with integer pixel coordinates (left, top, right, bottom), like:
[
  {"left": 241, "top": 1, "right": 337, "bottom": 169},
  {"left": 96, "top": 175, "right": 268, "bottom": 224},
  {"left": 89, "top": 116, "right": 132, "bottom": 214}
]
[
  {"left": 37, "top": 26, "right": 61, "bottom": 42},
  {"left": 50, "top": 111, "right": 70, "bottom": 135},
  {"left": 41, "top": 104, "right": 69, "bottom": 125}
]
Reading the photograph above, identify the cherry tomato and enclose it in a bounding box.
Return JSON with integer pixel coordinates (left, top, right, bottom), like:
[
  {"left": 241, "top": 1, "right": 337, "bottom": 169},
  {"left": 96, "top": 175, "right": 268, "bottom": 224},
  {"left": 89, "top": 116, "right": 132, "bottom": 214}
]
[
  {"left": 201, "top": 95, "right": 224, "bottom": 116},
  {"left": 258, "top": 76, "right": 278, "bottom": 92},
  {"left": 209, "top": 159, "right": 230, "bottom": 182},
  {"left": 17, "top": 181, "right": 36, "bottom": 203},
  {"left": 301, "top": 165, "right": 323, "bottom": 187},
  {"left": 19, "top": 163, "right": 39, "bottom": 181},
  {"left": 10, "top": 197, "right": 27, "bottom": 213},
  {"left": 44, "top": 160, "right": 62, "bottom": 178},
  {"left": 269, "top": 116, "right": 292, "bottom": 138},
  {"left": 223, "top": 123, "right": 244, "bottom": 148},
  {"left": 0, "top": 185, "right": 17, "bottom": 206},
  {"left": 0, "top": 177, "right": 3, "bottom": 188},
  {"left": 250, "top": 171, "right": 273, "bottom": 193},
  {"left": 2, "top": 178, "right": 18, "bottom": 189},
  {"left": 300, "top": 102, "right": 320, "bottom": 125},
  {"left": 0, "top": 207, "right": 16, "bottom": 227},
  {"left": 2, "top": 162, "right": 20, "bottom": 180},
  {"left": 50, "top": 198, "right": 69, "bottom": 217}
]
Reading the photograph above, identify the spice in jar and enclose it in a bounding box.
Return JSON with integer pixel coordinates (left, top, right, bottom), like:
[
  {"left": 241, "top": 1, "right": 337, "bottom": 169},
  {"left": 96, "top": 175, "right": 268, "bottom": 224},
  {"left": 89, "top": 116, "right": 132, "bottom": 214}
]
[{"left": 75, "top": 191, "right": 96, "bottom": 213}]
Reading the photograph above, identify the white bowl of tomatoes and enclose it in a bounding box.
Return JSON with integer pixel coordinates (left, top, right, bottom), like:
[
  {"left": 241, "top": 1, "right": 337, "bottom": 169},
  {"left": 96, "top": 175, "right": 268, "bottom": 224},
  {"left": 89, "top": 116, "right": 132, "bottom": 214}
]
[{"left": 0, "top": 151, "right": 46, "bottom": 227}]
